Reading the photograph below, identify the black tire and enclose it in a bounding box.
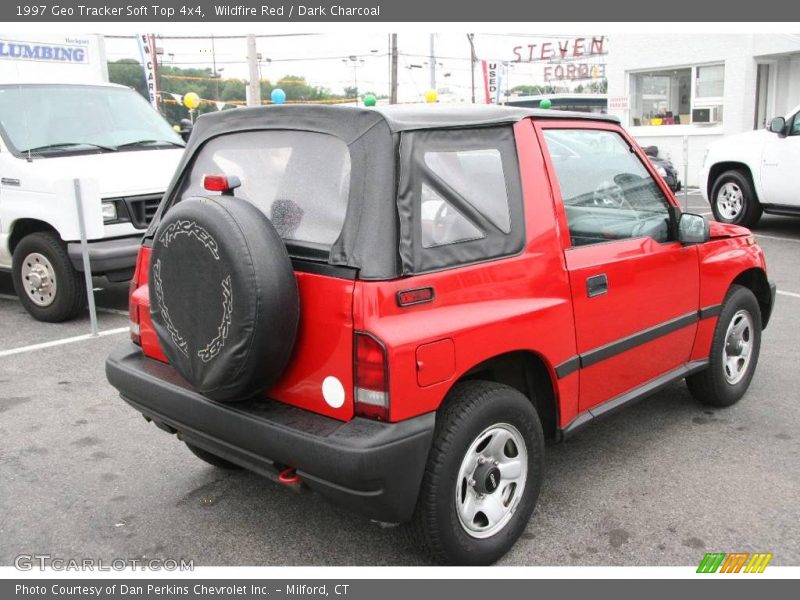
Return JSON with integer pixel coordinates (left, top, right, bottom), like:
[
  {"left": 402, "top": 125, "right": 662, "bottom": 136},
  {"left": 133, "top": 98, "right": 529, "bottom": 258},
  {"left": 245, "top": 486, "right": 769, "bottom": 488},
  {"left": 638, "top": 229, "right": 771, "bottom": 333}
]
[
  {"left": 150, "top": 196, "right": 299, "bottom": 402},
  {"left": 710, "top": 169, "right": 762, "bottom": 228},
  {"left": 405, "top": 381, "right": 544, "bottom": 565},
  {"left": 11, "top": 231, "right": 86, "bottom": 323},
  {"left": 687, "top": 285, "right": 762, "bottom": 407},
  {"left": 185, "top": 443, "right": 242, "bottom": 470}
]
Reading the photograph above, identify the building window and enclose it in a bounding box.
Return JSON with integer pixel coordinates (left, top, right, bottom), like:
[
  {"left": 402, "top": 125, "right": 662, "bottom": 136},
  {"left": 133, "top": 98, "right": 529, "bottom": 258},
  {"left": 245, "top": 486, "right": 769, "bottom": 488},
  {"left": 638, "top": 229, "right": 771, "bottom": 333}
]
[
  {"left": 629, "top": 64, "right": 724, "bottom": 127},
  {"left": 695, "top": 64, "right": 724, "bottom": 99}
]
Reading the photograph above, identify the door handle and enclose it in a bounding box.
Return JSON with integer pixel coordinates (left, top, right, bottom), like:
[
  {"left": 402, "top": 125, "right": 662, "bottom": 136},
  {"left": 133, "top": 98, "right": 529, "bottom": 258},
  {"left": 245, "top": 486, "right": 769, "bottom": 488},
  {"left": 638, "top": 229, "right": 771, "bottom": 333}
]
[{"left": 586, "top": 274, "right": 608, "bottom": 298}]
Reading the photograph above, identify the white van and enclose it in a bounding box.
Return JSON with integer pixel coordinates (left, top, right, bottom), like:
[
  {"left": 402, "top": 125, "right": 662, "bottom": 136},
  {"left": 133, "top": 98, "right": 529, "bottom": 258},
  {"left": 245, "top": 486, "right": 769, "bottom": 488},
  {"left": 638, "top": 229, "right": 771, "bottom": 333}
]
[{"left": 0, "top": 35, "right": 184, "bottom": 321}]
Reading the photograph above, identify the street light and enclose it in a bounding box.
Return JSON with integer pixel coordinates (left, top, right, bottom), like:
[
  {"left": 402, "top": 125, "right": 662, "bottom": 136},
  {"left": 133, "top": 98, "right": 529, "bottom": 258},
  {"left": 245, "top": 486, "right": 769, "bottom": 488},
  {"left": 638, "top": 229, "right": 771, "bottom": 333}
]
[
  {"left": 256, "top": 53, "right": 271, "bottom": 82},
  {"left": 342, "top": 56, "right": 365, "bottom": 104}
]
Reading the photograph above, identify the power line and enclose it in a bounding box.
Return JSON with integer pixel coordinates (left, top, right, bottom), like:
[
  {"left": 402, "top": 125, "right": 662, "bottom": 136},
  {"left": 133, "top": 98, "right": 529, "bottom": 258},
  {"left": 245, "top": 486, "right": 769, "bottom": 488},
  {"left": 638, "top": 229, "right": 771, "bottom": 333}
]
[{"left": 104, "top": 34, "right": 321, "bottom": 40}]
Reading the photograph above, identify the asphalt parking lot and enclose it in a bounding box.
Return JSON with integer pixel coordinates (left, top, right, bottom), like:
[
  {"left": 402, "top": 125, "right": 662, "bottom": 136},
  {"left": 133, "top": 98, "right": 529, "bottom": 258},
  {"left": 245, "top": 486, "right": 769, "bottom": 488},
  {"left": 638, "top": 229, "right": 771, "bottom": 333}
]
[{"left": 1, "top": 189, "right": 798, "bottom": 566}]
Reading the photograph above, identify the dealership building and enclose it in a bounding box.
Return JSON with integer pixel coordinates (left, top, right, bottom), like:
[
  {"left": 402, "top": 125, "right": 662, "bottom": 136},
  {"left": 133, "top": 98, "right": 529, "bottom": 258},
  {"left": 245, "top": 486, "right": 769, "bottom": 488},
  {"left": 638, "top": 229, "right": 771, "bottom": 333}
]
[{"left": 605, "top": 34, "right": 800, "bottom": 186}]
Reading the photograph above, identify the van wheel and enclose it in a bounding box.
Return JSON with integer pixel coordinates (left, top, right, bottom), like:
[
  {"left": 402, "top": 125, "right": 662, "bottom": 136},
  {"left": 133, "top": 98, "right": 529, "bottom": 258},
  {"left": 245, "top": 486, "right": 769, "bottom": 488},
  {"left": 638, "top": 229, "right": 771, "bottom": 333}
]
[
  {"left": 185, "top": 443, "right": 242, "bottom": 470},
  {"left": 710, "top": 170, "right": 762, "bottom": 228},
  {"left": 11, "top": 232, "right": 86, "bottom": 322},
  {"left": 405, "top": 381, "right": 544, "bottom": 565},
  {"left": 687, "top": 285, "right": 761, "bottom": 407}
]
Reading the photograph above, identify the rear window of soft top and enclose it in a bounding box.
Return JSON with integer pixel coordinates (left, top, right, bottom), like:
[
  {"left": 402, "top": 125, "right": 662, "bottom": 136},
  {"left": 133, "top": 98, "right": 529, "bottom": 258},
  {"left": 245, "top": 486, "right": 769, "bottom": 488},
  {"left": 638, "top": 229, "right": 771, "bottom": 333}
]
[{"left": 179, "top": 129, "right": 351, "bottom": 249}]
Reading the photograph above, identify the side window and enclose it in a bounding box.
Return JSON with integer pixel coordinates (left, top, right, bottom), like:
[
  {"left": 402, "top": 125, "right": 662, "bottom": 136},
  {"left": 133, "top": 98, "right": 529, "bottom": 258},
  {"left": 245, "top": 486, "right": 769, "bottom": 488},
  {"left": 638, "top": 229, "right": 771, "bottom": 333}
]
[
  {"left": 542, "top": 129, "right": 672, "bottom": 247},
  {"left": 398, "top": 126, "right": 525, "bottom": 274},
  {"left": 424, "top": 149, "right": 511, "bottom": 234},
  {"left": 420, "top": 183, "right": 485, "bottom": 248}
]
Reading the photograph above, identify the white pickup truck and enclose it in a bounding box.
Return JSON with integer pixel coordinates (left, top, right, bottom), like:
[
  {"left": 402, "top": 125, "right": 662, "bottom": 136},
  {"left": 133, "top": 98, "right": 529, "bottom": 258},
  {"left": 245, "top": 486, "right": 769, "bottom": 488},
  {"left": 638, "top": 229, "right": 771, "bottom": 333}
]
[{"left": 701, "top": 103, "right": 800, "bottom": 228}]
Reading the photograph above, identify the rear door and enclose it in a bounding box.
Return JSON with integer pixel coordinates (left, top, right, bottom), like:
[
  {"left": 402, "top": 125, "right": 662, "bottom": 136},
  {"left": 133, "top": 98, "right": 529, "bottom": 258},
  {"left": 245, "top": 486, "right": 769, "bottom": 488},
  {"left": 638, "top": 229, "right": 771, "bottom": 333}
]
[
  {"left": 143, "top": 128, "right": 358, "bottom": 420},
  {"left": 536, "top": 121, "right": 700, "bottom": 412}
]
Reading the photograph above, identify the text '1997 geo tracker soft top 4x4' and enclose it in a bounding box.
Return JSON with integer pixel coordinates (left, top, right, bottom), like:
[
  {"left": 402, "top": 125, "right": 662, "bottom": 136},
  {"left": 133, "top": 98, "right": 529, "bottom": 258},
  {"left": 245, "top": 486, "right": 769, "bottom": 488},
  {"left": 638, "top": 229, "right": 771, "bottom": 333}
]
[{"left": 106, "top": 104, "right": 776, "bottom": 565}]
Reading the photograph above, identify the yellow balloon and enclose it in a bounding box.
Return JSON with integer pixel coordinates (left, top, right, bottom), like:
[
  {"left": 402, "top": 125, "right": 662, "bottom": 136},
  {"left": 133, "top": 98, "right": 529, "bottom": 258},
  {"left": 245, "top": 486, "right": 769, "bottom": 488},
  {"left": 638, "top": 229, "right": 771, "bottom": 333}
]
[
  {"left": 183, "top": 92, "right": 200, "bottom": 110},
  {"left": 425, "top": 89, "right": 438, "bottom": 103}
]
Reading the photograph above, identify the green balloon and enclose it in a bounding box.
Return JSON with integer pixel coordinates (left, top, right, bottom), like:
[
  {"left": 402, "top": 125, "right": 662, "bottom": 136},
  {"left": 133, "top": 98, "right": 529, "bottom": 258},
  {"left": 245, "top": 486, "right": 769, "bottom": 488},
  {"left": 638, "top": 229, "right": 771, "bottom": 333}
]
[
  {"left": 364, "top": 94, "right": 377, "bottom": 107},
  {"left": 539, "top": 98, "right": 552, "bottom": 109}
]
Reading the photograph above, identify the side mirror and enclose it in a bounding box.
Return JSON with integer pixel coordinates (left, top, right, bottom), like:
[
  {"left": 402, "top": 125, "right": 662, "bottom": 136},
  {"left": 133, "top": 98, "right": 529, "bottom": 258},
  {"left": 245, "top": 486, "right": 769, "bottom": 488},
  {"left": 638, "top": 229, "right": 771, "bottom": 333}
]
[
  {"left": 768, "top": 117, "right": 786, "bottom": 135},
  {"left": 678, "top": 213, "right": 710, "bottom": 244}
]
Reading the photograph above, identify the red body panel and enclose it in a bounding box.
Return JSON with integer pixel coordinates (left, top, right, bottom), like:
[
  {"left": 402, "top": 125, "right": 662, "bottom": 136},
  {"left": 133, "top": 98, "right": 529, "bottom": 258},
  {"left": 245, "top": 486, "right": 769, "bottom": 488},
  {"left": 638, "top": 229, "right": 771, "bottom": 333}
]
[
  {"left": 266, "top": 273, "right": 355, "bottom": 420},
  {"left": 130, "top": 115, "right": 770, "bottom": 429},
  {"left": 133, "top": 251, "right": 356, "bottom": 420},
  {"left": 355, "top": 119, "right": 577, "bottom": 424}
]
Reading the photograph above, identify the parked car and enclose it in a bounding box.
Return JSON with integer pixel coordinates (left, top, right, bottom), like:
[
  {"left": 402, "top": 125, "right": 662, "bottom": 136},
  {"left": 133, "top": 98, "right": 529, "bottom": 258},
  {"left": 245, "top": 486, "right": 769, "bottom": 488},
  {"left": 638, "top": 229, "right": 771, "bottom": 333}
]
[
  {"left": 106, "top": 105, "right": 775, "bottom": 565},
  {"left": 643, "top": 145, "right": 682, "bottom": 192},
  {"left": 701, "top": 104, "right": 800, "bottom": 227},
  {"left": 0, "top": 82, "right": 184, "bottom": 322}
]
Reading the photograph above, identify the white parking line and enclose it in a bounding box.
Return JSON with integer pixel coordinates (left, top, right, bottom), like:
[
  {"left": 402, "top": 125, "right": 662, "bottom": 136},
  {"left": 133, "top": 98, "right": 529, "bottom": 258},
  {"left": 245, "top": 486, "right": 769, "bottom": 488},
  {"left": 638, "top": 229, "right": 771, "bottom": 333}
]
[
  {"left": 0, "top": 327, "right": 129, "bottom": 358},
  {"left": 755, "top": 233, "right": 800, "bottom": 244},
  {"left": 777, "top": 290, "right": 800, "bottom": 300},
  {"left": 0, "top": 293, "right": 129, "bottom": 316}
]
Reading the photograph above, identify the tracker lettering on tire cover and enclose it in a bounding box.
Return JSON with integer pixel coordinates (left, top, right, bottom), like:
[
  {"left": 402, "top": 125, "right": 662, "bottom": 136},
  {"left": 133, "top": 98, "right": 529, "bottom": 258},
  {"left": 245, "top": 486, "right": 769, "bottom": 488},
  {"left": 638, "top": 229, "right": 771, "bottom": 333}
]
[
  {"left": 150, "top": 196, "right": 299, "bottom": 402},
  {"left": 153, "top": 219, "right": 233, "bottom": 363}
]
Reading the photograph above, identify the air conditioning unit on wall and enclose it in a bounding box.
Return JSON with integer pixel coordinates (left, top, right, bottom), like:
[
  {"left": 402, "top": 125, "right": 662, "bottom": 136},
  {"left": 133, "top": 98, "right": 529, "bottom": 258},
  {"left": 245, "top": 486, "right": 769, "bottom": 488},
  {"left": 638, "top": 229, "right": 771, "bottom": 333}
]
[{"left": 692, "top": 105, "right": 723, "bottom": 124}]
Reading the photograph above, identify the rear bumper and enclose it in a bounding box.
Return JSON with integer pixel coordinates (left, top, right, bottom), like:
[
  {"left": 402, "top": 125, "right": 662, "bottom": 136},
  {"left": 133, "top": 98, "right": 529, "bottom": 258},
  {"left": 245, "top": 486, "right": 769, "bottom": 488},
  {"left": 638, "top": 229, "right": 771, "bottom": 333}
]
[
  {"left": 67, "top": 236, "right": 141, "bottom": 280},
  {"left": 105, "top": 344, "right": 435, "bottom": 523}
]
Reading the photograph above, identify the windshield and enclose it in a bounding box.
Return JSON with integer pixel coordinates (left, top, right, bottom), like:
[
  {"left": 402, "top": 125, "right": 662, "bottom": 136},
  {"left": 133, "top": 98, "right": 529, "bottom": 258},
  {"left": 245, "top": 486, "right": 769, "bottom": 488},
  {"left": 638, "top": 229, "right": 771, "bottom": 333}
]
[{"left": 0, "top": 84, "right": 182, "bottom": 155}]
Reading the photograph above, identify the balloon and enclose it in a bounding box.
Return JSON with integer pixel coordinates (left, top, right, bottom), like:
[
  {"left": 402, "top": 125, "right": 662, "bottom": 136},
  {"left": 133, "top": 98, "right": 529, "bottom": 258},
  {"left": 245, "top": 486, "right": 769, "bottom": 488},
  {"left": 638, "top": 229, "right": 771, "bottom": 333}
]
[
  {"left": 539, "top": 98, "right": 552, "bottom": 110},
  {"left": 363, "top": 94, "right": 377, "bottom": 107},
  {"left": 183, "top": 92, "right": 200, "bottom": 110},
  {"left": 271, "top": 88, "right": 286, "bottom": 105},
  {"left": 424, "top": 89, "right": 438, "bottom": 103}
]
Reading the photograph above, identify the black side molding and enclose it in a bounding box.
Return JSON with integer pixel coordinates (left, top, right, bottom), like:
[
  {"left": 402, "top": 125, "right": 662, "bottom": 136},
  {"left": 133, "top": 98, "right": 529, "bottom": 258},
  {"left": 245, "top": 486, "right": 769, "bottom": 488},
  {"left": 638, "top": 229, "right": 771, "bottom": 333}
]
[
  {"left": 581, "top": 312, "right": 698, "bottom": 368},
  {"left": 554, "top": 307, "right": 721, "bottom": 380}
]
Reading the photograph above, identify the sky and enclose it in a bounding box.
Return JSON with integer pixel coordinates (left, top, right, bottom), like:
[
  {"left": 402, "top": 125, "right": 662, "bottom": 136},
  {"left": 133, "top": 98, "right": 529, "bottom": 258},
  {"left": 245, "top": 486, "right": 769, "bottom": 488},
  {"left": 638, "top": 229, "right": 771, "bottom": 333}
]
[{"left": 104, "top": 32, "right": 609, "bottom": 103}]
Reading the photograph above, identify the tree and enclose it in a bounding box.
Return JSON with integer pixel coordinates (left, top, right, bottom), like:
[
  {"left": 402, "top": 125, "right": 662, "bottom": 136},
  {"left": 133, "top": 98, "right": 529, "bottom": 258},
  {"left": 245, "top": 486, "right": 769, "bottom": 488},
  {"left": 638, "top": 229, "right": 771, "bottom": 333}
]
[
  {"left": 107, "top": 60, "right": 349, "bottom": 126},
  {"left": 510, "top": 84, "right": 558, "bottom": 96},
  {"left": 583, "top": 78, "right": 608, "bottom": 93},
  {"left": 107, "top": 59, "right": 148, "bottom": 98}
]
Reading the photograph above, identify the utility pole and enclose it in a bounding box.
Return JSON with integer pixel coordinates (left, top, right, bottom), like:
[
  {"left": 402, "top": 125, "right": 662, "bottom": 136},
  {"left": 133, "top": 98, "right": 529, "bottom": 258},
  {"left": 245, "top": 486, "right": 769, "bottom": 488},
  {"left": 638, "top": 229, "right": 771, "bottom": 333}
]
[
  {"left": 429, "top": 33, "right": 436, "bottom": 91},
  {"left": 467, "top": 34, "right": 477, "bottom": 104},
  {"left": 211, "top": 34, "right": 219, "bottom": 100},
  {"left": 149, "top": 35, "right": 161, "bottom": 113},
  {"left": 390, "top": 33, "right": 398, "bottom": 104},
  {"left": 246, "top": 34, "right": 261, "bottom": 107}
]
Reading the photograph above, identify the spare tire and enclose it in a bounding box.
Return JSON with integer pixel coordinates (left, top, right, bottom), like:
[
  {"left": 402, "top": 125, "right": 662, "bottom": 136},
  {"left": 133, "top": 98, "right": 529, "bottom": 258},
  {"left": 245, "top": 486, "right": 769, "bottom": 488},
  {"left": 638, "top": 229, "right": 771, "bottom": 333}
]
[{"left": 150, "top": 196, "right": 299, "bottom": 401}]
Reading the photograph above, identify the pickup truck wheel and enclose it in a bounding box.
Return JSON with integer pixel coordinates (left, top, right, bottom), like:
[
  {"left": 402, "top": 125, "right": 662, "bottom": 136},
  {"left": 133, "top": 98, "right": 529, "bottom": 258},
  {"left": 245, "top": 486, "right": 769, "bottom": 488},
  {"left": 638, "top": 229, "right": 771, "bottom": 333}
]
[
  {"left": 11, "top": 232, "right": 86, "bottom": 322},
  {"left": 406, "top": 381, "right": 544, "bottom": 565},
  {"left": 185, "top": 443, "right": 242, "bottom": 470},
  {"left": 710, "top": 170, "right": 762, "bottom": 228},
  {"left": 687, "top": 285, "right": 761, "bottom": 407}
]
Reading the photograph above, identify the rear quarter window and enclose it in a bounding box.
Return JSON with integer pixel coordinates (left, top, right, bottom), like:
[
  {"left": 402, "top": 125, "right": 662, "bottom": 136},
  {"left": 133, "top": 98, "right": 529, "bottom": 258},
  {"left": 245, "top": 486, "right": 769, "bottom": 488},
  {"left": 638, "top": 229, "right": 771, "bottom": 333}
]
[
  {"left": 179, "top": 130, "right": 351, "bottom": 248},
  {"left": 398, "top": 125, "right": 525, "bottom": 274}
]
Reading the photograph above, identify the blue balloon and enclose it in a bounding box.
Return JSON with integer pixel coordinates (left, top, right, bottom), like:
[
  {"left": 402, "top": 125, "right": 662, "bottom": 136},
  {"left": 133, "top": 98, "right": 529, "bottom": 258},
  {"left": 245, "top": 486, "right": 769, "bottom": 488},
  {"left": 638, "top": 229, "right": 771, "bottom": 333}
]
[{"left": 271, "top": 88, "right": 286, "bottom": 105}]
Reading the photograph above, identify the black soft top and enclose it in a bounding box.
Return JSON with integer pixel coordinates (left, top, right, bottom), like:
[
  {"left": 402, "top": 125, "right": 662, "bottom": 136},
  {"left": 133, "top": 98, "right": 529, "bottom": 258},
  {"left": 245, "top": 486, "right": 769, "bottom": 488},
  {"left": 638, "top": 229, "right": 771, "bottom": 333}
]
[
  {"left": 373, "top": 103, "right": 619, "bottom": 131},
  {"left": 152, "top": 104, "right": 618, "bottom": 279}
]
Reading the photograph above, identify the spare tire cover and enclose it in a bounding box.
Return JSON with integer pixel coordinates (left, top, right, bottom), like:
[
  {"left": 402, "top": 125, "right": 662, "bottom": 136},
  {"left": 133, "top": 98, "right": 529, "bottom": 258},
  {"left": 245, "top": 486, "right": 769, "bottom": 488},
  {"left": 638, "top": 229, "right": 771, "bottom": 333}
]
[{"left": 150, "top": 196, "right": 299, "bottom": 401}]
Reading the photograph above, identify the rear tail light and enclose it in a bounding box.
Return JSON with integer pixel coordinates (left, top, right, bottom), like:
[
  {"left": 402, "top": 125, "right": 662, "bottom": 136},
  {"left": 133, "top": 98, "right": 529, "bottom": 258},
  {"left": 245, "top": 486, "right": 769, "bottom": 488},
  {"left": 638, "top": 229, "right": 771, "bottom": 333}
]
[
  {"left": 129, "top": 246, "right": 147, "bottom": 345},
  {"left": 129, "top": 280, "right": 140, "bottom": 345},
  {"left": 354, "top": 332, "right": 389, "bottom": 421}
]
